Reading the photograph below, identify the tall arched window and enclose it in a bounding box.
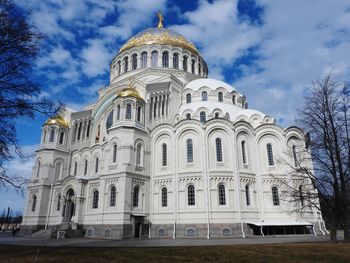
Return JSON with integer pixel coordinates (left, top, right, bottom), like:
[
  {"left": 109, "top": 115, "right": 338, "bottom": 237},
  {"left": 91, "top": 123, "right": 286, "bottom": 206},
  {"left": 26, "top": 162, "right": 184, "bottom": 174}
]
[
  {"left": 151, "top": 51, "right": 158, "bottom": 67},
  {"left": 162, "top": 51, "right": 169, "bottom": 67},
  {"left": 218, "top": 92, "right": 223, "bottom": 102},
  {"left": 198, "top": 62, "right": 201, "bottom": 75},
  {"left": 201, "top": 91, "right": 208, "bottom": 101},
  {"left": 77, "top": 122, "right": 82, "bottom": 140},
  {"left": 73, "top": 161, "right": 78, "bottom": 176},
  {"left": 49, "top": 129, "right": 55, "bottom": 142},
  {"left": 245, "top": 185, "right": 250, "bottom": 206},
  {"left": 241, "top": 141, "right": 247, "bottom": 164},
  {"left": 299, "top": 185, "right": 304, "bottom": 207},
  {"left": 110, "top": 186, "right": 116, "bottom": 207},
  {"left": 131, "top": 53, "right": 137, "bottom": 70},
  {"left": 266, "top": 143, "right": 274, "bottom": 166},
  {"left": 123, "top": 57, "right": 128, "bottom": 72},
  {"left": 42, "top": 130, "right": 47, "bottom": 143},
  {"left": 95, "top": 157, "right": 99, "bottom": 173},
  {"left": 84, "top": 159, "right": 88, "bottom": 175},
  {"left": 141, "top": 52, "right": 147, "bottom": 68},
  {"left": 126, "top": 104, "right": 132, "bottom": 119},
  {"left": 54, "top": 162, "right": 61, "bottom": 179},
  {"left": 59, "top": 132, "right": 64, "bottom": 144},
  {"left": 113, "top": 144, "right": 117, "bottom": 163},
  {"left": 186, "top": 139, "right": 193, "bottom": 163},
  {"left": 92, "top": 190, "right": 99, "bottom": 209},
  {"left": 57, "top": 194, "right": 61, "bottom": 211},
  {"left": 292, "top": 145, "right": 298, "bottom": 167},
  {"left": 218, "top": 184, "right": 226, "bottom": 205},
  {"left": 136, "top": 143, "right": 142, "bottom": 165},
  {"left": 272, "top": 187, "right": 280, "bottom": 206},
  {"left": 162, "top": 143, "right": 167, "bottom": 167},
  {"left": 188, "top": 185, "right": 195, "bottom": 206},
  {"left": 161, "top": 187, "right": 167, "bottom": 207},
  {"left": 200, "top": 111, "right": 206, "bottom": 123},
  {"left": 137, "top": 106, "right": 142, "bottom": 122},
  {"left": 232, "top": 95, "right": 236, "bottom": 105},
  {"left": 106, "top": 110, "right": 113, "bottom": 130},
  {"left": 191, "top": 59, "right": 195, "bottom": 74},
  {"left": 186, "top": 93, "right": 191, "bottom": 103},
  {"left": 173, "top": 53, "right": 179, "bottom": 69},
  {"left": 31, "top": 195, "right": 37, "bottom": 212},
  {"left": 116, "top": 105, "right": 121, "bottom": 120},
  {"left": 216, "top": 138, "right": 223, "bottom": 162},
  {"left": 86, "top": 120, "right": 91, "bottom": 138},
  {"left": 183, "top": 56, "right": 188, "bottom": 71},
  {"left": 36, "top": 161, "right": 41, "bottom": 177},
  {"left": 117, "top": 61, "right": 121, "bottom": 75},
  {"left": 186, "top": 113, "right": 191, "bottom": 120},
  {"left": 133, "top": 186, "right": 139, "bottom": 207}
]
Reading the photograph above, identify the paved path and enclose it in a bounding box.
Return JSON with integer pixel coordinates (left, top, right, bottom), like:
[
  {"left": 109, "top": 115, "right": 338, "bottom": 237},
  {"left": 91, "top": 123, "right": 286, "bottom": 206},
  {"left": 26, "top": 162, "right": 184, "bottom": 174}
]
[{"left": 0, "top": 232, "right": 339, "bottom": 247}]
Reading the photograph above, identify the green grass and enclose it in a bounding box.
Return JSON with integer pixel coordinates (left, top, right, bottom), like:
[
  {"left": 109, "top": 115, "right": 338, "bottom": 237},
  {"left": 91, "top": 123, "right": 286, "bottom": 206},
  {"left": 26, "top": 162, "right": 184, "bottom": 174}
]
[{"left": 0, "top": 243, "right": 349, "bottom": 263}]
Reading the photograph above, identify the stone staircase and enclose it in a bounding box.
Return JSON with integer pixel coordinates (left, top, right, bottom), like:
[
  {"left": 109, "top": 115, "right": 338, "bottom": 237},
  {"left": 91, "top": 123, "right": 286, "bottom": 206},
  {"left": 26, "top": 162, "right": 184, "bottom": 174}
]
[
  {"left": 31, "top": 229, "right": 53, "bottom": 238},
  {"left": 55, "top": 222, "right": 85, "bottom": 238}
]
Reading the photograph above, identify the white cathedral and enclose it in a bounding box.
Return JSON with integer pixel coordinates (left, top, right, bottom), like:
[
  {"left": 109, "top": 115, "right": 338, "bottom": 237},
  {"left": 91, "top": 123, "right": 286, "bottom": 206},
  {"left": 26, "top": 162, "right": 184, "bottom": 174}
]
[{"left": 22, "top": 15, "right": 327, "bottom": 239}]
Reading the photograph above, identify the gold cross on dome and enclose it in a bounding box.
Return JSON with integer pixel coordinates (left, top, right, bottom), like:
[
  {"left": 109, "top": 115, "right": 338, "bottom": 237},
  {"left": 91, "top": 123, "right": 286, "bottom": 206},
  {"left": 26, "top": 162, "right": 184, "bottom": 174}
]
[{"left": 157, "top": 11, "right": 164, "bottom": 28}]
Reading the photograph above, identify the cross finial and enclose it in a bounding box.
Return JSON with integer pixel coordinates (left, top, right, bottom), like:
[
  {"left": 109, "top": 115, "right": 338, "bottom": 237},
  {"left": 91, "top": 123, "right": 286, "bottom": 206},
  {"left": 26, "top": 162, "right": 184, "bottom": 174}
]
[{"left": 157, "top": 11, "right": 164, "bottom": 28}]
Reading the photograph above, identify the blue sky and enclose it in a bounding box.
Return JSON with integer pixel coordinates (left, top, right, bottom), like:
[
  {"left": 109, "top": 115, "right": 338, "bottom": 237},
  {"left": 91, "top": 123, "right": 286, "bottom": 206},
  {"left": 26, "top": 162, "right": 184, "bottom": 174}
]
[{"left": 2, "top": 0, "right": 350, "bottom": 213}]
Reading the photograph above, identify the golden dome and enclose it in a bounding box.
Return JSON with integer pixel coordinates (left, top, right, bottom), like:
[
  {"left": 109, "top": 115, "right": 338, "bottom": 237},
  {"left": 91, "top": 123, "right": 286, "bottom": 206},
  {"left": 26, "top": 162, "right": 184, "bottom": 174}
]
[
  {"left": 116, "top": 87, "right": 143, "bottom": 100},
  {"left": 119, "top": 27, "right": 199, "bottom": 55},
  {"left": 44, "top": 116, "right": 69, "bottom": 127}
]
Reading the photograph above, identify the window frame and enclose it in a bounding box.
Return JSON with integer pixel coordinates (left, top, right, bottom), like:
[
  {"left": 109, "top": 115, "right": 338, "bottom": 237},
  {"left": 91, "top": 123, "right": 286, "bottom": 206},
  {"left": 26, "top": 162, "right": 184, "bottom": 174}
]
[
  {"left": 161, "top": 187, "right": 167, "bottom": 207},
  {"left": 218, "top": 184, "right": 226, "bottom": 206},
  {"left": 187, "top": 185, "right": 195, "bottom": 206},
  {"left": 215, "top": 138, "right": 223, "bottom": 162},
  {"left": 186, "top": 139, "right": 193, "bottom": 163},
  {"left": 92, "top": 190, "right": 99, "bottom": 209},
  {"left": 266, "top": 143, "right": 274, "bottom": 166},
  {"left": 272, "top": 187, "right": 280, "bottom": 206},
  {"left": 110, "top": 186, "right": 116, "bottom": 207}
]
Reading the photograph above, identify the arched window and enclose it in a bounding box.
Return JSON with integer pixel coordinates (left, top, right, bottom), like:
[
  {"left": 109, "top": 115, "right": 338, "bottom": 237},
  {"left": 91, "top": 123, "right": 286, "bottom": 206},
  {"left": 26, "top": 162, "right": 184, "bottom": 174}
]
[
  {"left": 95, "top": 157, "right": 99, "bottom": 173},
  {"left": 106, "top": 110, "right": 113, "bottom": 130},
  {"left": 73, "top": 161, "right": 78, "bottom": 176},
  {"left": 117, "top": 61, "right": 121, "bottom": 75},
  {"left": 218, "top": 184, "right": 226, "bottom": 205},
  {"left": 133, "top": 186, "right": 139, "bottom": 207},
  {"left": 200, "top": 111, "right": 206, "bottom": 123},
  {"left": 215, "top": 112, "right": 219, "bottom": 118},
  {"left": 245, "top": 102, "right": 248, "bottom": 109},
  {"left": 173, "top": 53, "right": 179, "bottom": 69},
  {"left": 77, "top": 122, "right": 82, "bottom": 140},
  {"left": 161, "top": 187, "right": 167, "bottom": 207},
  {"left": 57, "top": 194, "right": 61, "bottom": 211},
  {"left": 113, "top": 144, "right": 117, "bottom": 163},
  {"left": 241, "top": 141, "right": 247, "bottom": 164},
  {"left": 218, "top": 92, "right": 223, "bottom": 102},
  {"left": 191, "top": 59, "right": 195, "bottom": 74},
  {"left": 232, "top": 95, "right": 236, "bottom": 105},
  {"left": 186, "top": 113, "right": 191, "bottom": 120},
  {"left": 183, "top": 56, "right": 188, "bottom": 71},
  {"left": 137, "top": 106, "right": 142, "bottom": 122},
  {"left": 126, "top": 104, "right": 132, "bottom": 119},
  {"left": 245, "top": 185, "right": 250, "bottom": 206},
  {"left": 272, "top": 187, "right": 280, "bottom": 206},
  {"left": 216, "top": 138, "right": 223, "bottom": 162},
  {"left": 36, "top": 161, "right": 41, "bottom": 177},
  {"left": 266, "top": 143, "right": 274, "bottom": 166},
  {"left": 117, "top": 105, "right": 121, "bottom": 120},
  {"left": 186, "top": 93, "right": 191, "bottom": 103},
  {"left": 123, "top": 57, "right": 128, "bottom": 72},
  {"left": 84, "top": 159, "right": 88, "bottom": 175},
  {"left": 141, "top": 52, "right": 147, "bottom": 68},
  {"left": 131, "top": 53, "right": 137, "bottom": 70},
  {"left": 186, "top": 139, "right": 193, "bottom": 163},
  {"left": 292, "top": 145, "right": 298, "bottom": 167},
  {"left": 42, "top": 130, "right": 47, "bottom": 143},
  {"left": 31, "top": 195, "right": 37, "bottom": 212},
  {"left": 201, "top": 91, "right": 208, "bottom": 101},
  {"left": 49, "top": 129, "right": 55, "bottom": 142},
  {"left": 162, "top": 51, "right": 169, "bottom": 67},
  {"left": 54, "top": 162, "right": 61, "bottom": 179},
  {"left": 151, "top": 51, "right": 158, "bottom": 67},
  {"left": 59, "top": 132, "right": 64, "bottom": 144},
  {"left": 187, "top": 185, "right": 195, "bottom": 206},
  {"left": 86, "top": 120, "right": 91, "bottom": 138},
  {"left": 92, "top": 190, "right": 99, "bottom": 209},
  {"left": 198, "top": 62, "right": 201, "bottom": 75},
  {"left": 110, "top": 186, "right": 116, "bottom": 207},
  {"left": 299, "top": 185, "right": 304, "bottom": 207},
  {"left": 136, "top": 143, "right": 142, "bottom": 165},
  {"left": 162, "top": 143, "right": 167, "bottom": 167}
]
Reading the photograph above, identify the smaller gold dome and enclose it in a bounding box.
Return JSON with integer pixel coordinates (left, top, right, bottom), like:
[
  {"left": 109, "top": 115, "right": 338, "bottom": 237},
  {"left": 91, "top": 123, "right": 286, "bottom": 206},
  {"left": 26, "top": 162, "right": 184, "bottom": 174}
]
[
  {"left": 116, "top": 87, "right": 143, "bottom": 100},
  {"left": 44, "top": 116, "right": 69, "bottom": 127}
]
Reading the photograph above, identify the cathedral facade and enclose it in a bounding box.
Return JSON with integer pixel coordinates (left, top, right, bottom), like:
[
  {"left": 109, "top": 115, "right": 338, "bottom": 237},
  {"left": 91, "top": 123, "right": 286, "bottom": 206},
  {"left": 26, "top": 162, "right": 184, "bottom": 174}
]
[{"left": 22, "top": 18, "right": 327, "bottom": 239}]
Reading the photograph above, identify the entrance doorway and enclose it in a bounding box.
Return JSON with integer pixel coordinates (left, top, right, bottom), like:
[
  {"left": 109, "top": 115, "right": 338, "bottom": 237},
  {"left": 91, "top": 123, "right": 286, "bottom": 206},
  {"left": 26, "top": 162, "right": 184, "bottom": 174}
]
[
  {"left": 133, "top": 216, "right": 143, "bottom": 238},
  {"left": 63, "top": 189, "right": 75, "bottom": 222}
]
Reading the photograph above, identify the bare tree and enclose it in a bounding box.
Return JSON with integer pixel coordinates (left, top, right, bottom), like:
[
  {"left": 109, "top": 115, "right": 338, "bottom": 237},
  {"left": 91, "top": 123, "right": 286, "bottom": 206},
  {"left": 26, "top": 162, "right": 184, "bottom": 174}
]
[
  {"left": 0, "top": 0, "right": 58, "bottom": 189},
  {"left": 281, "top": 73, "right": 350, "bottom": 242}
]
